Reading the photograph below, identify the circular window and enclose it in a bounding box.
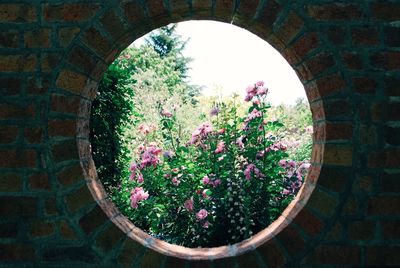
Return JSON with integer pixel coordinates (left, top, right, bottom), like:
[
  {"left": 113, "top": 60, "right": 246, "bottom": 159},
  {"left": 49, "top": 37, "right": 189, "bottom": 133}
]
[{"left": 84, "top": 21, "right": 315, "bottom": 258}]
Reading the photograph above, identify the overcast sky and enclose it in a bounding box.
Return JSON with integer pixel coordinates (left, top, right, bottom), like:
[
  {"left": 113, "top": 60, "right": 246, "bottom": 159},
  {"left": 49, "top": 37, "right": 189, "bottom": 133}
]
[{"left": 134, "top": 20, "right": 306, "bottom": 105}]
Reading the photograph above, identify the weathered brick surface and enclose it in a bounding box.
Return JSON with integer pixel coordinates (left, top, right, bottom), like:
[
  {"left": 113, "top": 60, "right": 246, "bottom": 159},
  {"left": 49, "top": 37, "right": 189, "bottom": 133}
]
[{"left": 0, "top": 0, "right": 398, "bottom": 266}]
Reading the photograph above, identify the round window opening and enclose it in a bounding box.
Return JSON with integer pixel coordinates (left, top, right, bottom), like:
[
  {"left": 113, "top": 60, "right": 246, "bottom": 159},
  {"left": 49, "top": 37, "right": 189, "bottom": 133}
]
[{"left": 89, "top": 21, "right": 314, "bottom": 257}]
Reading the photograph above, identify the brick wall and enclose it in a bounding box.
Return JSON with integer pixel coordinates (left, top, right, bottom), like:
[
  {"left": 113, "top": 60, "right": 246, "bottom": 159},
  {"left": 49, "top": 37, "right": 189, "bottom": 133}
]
[{"left": 0, "top": 0, "right": 399, "bottom": 266}]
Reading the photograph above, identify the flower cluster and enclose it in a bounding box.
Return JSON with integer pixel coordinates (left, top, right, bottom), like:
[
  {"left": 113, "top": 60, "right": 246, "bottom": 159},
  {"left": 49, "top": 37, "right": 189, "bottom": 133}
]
[
  {"left": 118, "top": 81, "right": 311, "bottom": 248},
  {"left": 130, "top": 187, "right": 149, "bottom": 208},
  {"left": 244, "top": 81, "right": 269, "bottom": 102}
]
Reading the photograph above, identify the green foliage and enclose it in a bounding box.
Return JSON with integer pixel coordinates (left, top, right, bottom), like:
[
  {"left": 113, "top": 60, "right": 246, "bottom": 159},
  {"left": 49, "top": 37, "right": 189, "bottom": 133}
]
[
  {"left": 113, "top": 83, "right": 310, "bottom": 248},
  {"left": 91, "top": 24, "right": 199, "bottom": 191}
]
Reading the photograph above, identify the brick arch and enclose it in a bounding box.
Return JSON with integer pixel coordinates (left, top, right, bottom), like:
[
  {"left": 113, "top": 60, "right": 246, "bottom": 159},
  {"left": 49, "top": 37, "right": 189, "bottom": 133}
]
[
  {"left": 51, "top": 1, "right": 352, "bottom": 265},
  {"left": 2, "top": 0, "right": 397, "bottom": 267}
]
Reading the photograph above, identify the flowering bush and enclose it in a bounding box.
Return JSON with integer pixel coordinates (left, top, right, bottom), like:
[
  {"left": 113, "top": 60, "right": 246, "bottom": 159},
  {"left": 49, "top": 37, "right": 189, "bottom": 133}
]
[{"left": 111, "top": 81, "right": 310, "bottom": 247}]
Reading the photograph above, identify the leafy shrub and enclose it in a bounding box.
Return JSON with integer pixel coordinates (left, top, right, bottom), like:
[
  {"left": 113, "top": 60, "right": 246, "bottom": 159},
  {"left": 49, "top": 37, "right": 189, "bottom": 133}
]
[{"left": 110, "top": 82, "right": 310, "bottom": 247}]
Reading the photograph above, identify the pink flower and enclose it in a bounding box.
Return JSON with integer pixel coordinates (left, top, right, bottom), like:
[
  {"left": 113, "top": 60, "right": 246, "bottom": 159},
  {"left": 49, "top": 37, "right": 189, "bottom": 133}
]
[
  {"left": 202, "top": 221, "right": 210, "bottom": 228},
  {"left": 257, "top": 87, "right": 268, "bottom": 96},
  {"left": 213, "top": 179, "right": 221, "bottom": 187},
  {"left": 137, "top": 173, "right": 144, "bottom": 183},
  {"left": 256, "top": 81, "right": 264, "bottom": 87},
  {"left": 202, "top": 189, "right": 210, "bottom": 199},
  {"left": 184, "top": 198, "right": 194, "bottom": 212},
  {"left": 129, "top": 163, "right": 138, "bottom": 172},
  {"left": 172, "top": 177, "right": 180, "bottom": 186},
  {"left": 245, "top": 108, "right": 262, "bottom": 123},
  {"left": 202, "top": 175, "right": 210, "bottom": 185},
  {"left": 214, "top": 141, "right": 225, "bottom": 154},
  {"left": 189, "top": 122, "right": 213, "bottom": 144},
  {"left": 244, "top": 164, "right": 264, "bottom": 180},
  {"left": 138, "top": 124, "right": 154, "bottom": 135},
  {"left": 130, "top": 187, "right": 149, "bottom": 209},
  {"left": 196, "top": 209, "right": 208, "bottom": 220},
  {"left": 305, "top": 126, "right": 313, "bottom": 134},
  {"left": 160, "top": 109, "right": 173, "bottom": 117},
  {"left": 253, "top": 99, "right": 261, "bottom": 105},
  {"left": 210, "top": 107, "right": 220, "bottom": 116},
  {"left": 140, "top": 145, "right": 162, "bottom": 168},
  {"left": 236, "top": 136, "right": 245, "bottom": 149},
  {"left": 279, "top": 160, "right": 287, "bottom": 168},
  {"left": 218, "top": 128, "right": 225, "bottom": 134}
]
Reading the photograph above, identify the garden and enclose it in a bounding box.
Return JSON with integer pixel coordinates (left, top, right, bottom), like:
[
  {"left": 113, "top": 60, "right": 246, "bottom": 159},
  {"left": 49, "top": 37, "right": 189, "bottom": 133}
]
[{"left": 90, "top": 24, "right": 312, "bottom": 248}]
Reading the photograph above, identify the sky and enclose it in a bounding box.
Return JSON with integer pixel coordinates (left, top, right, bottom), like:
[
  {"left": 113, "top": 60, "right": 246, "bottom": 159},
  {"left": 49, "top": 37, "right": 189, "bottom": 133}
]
[{"left": 133, "top": 20, "right": 306, "bottom": 106}]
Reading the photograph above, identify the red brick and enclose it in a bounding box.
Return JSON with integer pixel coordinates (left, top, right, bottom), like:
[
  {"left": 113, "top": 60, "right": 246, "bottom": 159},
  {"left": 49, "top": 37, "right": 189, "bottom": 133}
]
[
  {"left": 352, "top": 77, "right": 377, "bottom": 94},
  {"left": 0, "top": 125, "right": 19, "bottom": 143},
  {"left": 236, "top": 0, "right": 260, "bottom": 17},
  {"left": 275, "top": 12, "right": 304, "bottom": 44},
  {"left": 384, "top": 75, "right": 400, "bottom": 96},
  {"left": 275, "top": 225, "right": 305, "bottom": 256},
  {"left": 254, "top": 0, "right": 282, "bottom": 33},
  {"left": 326, "top": 122, "right": 353, "bottom": 141},
  {"left": 27, "top": 76, "right": 50, "bottom": 95},
  {"left": 0, "top": 196, "right": 37, "bottom": 219},
  {"left": 29, "top": 173, "right": 50, "bottom": 191},
  {"left": 0, "top": 77, "right": 20, "bottom": 96},
  {"left": 293, "top": 208, "right": 324, "bottom": 237},
  {"left": 65, "top": 185, "right": 94, "bottom": 212},
  {"left": 0, "top": 149, "right": 36, "bottom": 168},
  {"left": 307, "top": 4, "right": 363, "bottom": 21},
  {"left": 56, "top": 70, "right": 87, "bottom": 95},
  {"left": 368, "top": 196, "right": 400, "bottom": 216},
  {"left": 213, "top": 0, "right": 235, "bottom": 20},
  {"left": 52, "top": 139, "right": 78, "bottom": 163},
  {"left": 371, "top": 2, "right": 400, "bottom": 20},
  {"left": 164, "top": 256, "right": 187, "bottom": 268},
  {"left": 41, "top": 53, "right": 61, "bottom": 73},
  {"left": 44, "top": 4, "right": 99, "bottom": 22},
  {"left": 51, "top": 94, "right": 80, "bottom": 114},
  {"left": 59, "top": 220, "right": 76, "bottom": 239},
  {"left": 323, "top": 144, "right": 353, "bottom": 166},
  {"left": 30, "top": 221, "right": 55, "bottom": 237},
  {"left": 82, "top": 27, "right": 112, "bottom": 58},
  {"left": 353, "top": 176, "right": 373, "bottom": 194},
  {"left": 380, "top": 172, "right": 400, "bottom": 193},
  {"left": 348, "top": 220, "right": 375, "bottom": 240},
  {"left": 0, "top": 102, "right": 35, "bottom": 121},
  {"left": 48, "top": 119, "right": 76, "bottom": 137},
  {"left": 325, "top": 26, "right": 347, "bottom": 46},
  {"left": 257, "top": 239, "right": 286, "bottom": 268},
  {"left": 140, "top": 248, "right": 166, "bottom": 268},
  {"left": 370, "top": 51, "right": 400, "bottom": 70},
  {"left": 0, "top": 243, "right": 35, "bottom": 261},
  {"left": 385, "top": 26, "right": 400, "bottom": 47},
  {"left": 117, "top": 239, "right": 145, "bottom": 267},
  {"left": 99, "top": 11, "right": 126, "bottom": 41},
  {"left": 96, "top": 224, "right": 126, "bottom": 252},
  {"left": 24, "top": 28, "right": 51, "bottom": 48},
  {"left": 291, "top": 32, "right": 319, "bottom": 59},
  {"left": 0, "top": 173, "right": 22, "bottom": 192},
  {"left": 45, "top": 197, "right": 58, "bottom": 216},
  {"left": 0, "top": 4, "right": 36, "bottom": 22},
  {"left": 366, "top": 246, "right": 400, "bottom": 266},
  {"left": 341, "top": 51, "right": 363, "bottom": 70},
  {"left": 382, "top": 220, "right": 400, "bottom": 240},
  {"left": 317, "top": 166, "right": 351, "bottom": 193},
  {"left": 315, "top": 73, "right": 346, "bottom": 97},
  {"left": 305, "top": 245, "right": 360, "bottom": 265},
  {"left": 146, "top": 0, "right": 167, "bottom": 18},
  {"left": 324, "top": 98, "right": 353, "bottom": 120},
  {"left": 24, "top": 127, "right": 42, "bottom": 144},
  {"left": 352, "top": 26, "right": 379, "bottom": 46},
  {"left": 235, "top": 251, "right": 259, "bottom": 267},
  {"left": 0, "top": 222, "right": 19, "bottom": 238},
  {"left": 306, "top": 188, "right": 338, "bottom": 217},
  {"left": 58, "top": 27, "right": 80, "bottom": 48},
  {"left": 57, "top": 164, "right": 84, "bottom": 187},
  {"left": 123, "top": 2, "right": 146, "bottom": 24},
  {"left": 0, "top": 30, "right": 19, "bottom": 48},
  {"left": 67, "top": 46, "right": 98, "bottom": 75},
  {"left": 306, "top": 53, "right": 336, "bottom": 76},
  {"left": 79, "top": 205, "right": 109, "bottom": 234},
  {"left": 0, "top": 54, "right": 36, "bottom": 72}
]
